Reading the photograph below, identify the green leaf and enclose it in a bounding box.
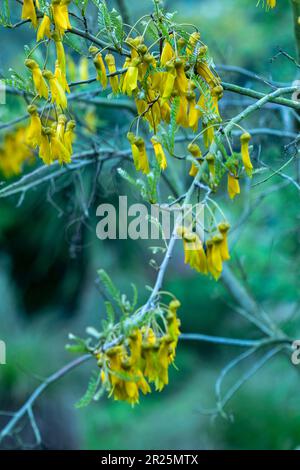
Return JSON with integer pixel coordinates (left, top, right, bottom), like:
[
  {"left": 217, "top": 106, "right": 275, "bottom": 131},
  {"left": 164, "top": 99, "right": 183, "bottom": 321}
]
[
  {"left": 98, "top": 269, "right": 121, "bottom": 303},
  {"left": 75, "top": 372, "right": 101, "bottom": 409}
]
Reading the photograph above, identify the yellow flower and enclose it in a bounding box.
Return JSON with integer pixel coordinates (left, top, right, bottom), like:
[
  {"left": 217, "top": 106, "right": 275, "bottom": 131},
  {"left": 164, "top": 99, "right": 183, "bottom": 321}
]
[
  {"left": 211, "top": 235, "right": 223, "bottom": 277},
  {"left": 187, "top": 143, "right": 202, "bottom": 177},
  {"left": 64, "top": 120, "right": 76, "bottom": 156},
  {"left": 162, "top": 63, "right": 176, "bottom": 101},
  {"left": 127, "top": 133, "right": 149, "bottom": 174},
  {"left": 177, "top": 227, "right": 208, "bottom": 274},
  {"left": 187, "top": 91, "right": 199, "bottom": 131},
  {"left": 128, "top": 329, "right": 143, "bottom": 367},
  {"left": 25, "top": 59, "right": 49, "bottom": 99},
  {"left": 240, "top": 132, "right": 253, "bottom": 177},
  {"left": 52, "top": 0, "right": 72, "bottom": 35},
  {"left": 211, "top": 85, "right": 223, "bottom": 119},
  {"left": 43, "top": 70, "right": 68, "bottom": 109},
  {"left": 186, "top": 32, "right": 201, "bottom": 56},
  {"left": 79, "top": 56, "right": 89, "bottom": 81},
  {"left": 176, "top": 96, "right": 189, "bottom": 128},
  {"left": 37, "top": 14, "right": 51, "bottom": 41},
  {"left": 26, "top": 105, "right": 42, "bottom": 148},
  {"left": 56, "top": 114, "right": 67, "bottom": 142},
  {"left": 49, "top": 128, "right": 71, "bottom": 164},
  {"left": 267, "top": 0, "right": 276, "bottom": 8},
  {"left": 105, "top": 54, "right": 119, "bottom": 94},
  {"left": 227, "top": 173, "right": 240, "bottom": 199},
  {"left": 39, "top": 128, "right": 53, "bottom": 165},
  {"left": 203, "top": 123, "right": 215, "bottom": 148},
  {"left": 160, "top": 40, "right": 175, "bottom": 66},
  {"left": 53, "top": 34, "right": 69, "bottom": 92},
  {"left": 218, "top": 222, "right": 230, "bottom": 261},
  {"left": 22, "top": 0, "right": 38, "bottom": 28},
  {"left": 206, "top": 239, "right": 220, "bottom": 281},
  {"left": 134, "top": 137, "right": 150, "bottom": 174},
  {"left": 206, "top": 153, "right": 215, "bottom": 179},
  {"left": 174, "top": 58, "right": 188, "bottom": 95},
  {"left": 0, "top": 127, "right": 34, "bottom": 178},
  {"left": 167, "top": 300, "right": 181, "bottom": 360},
  {"left": 93, "top": 51, "right": 108, "bottom": 89},
  {"left": 124, "top": 58, "right": 140, "bottom": 96},
  {"left": 151, "top": 136, "right": 167, "bottom": 170}
]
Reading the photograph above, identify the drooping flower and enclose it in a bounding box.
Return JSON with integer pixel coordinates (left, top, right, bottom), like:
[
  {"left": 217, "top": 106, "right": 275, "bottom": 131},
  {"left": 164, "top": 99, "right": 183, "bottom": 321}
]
[
  {"left": 240, "top": 132, "right": 253, "bottom": 177},
  {"left": 105, "top": 54, "right": 119, "bottom": 94},
  {"left": 127, "top": 133, "right": 149, "bottom": 174},
  {"left": 177, "top": 226, "right": 208, "bottom": 274},
  {"left": 64, "top": 120, "right": 76, "bottom": 156},
  {"left": 92, "top": 49, "right": 108, "bottom": 89},
  {"left": 218, "top": 222, "right": 230, "bottom": 261},
  {"left": 160, "top": 40, "right": 175, "bottom": 66},
  {"left": 25, "top": 59, "right": 49, "bottom": 99},
  {"left": 26, "top": 105, "right": 42, "bottom": 148},
  {"left": 124, "top": 58, "right": 140, "bottom": 96},
  {"left": 52, "top": 0, "right": 72, "bottom": 35},
  {"left": 227, "top": 172, "right": 240, "bottom": 199},
  {"left": 39, "top": 128, "right": 53, "bottom": 165},
  {"left": 21, "top": 0, "right": 38, "bottom": 28},
  {"left": 187, "top": 143, "right": 202, "bottom": 177},
  {"left": 79, "top": 56, "right": 89, "bottom": 81},
  {"left": 151, "top": 136, "right": 167, "bottom": 170},
  {"left": 49, "top": 128, "right": 71, "bottom": 164},
  {"left": 37, "top": 14, "right": 51, "bottom": 41},
  {"left": 43, "top": 69, "right": 68, "bottom": 109}
]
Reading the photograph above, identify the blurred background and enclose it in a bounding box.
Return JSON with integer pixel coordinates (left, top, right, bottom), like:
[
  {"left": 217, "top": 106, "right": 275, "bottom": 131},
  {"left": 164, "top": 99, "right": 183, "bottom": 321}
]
[{"left": 0, "top": 0, "right": 299, "bottom": 450}]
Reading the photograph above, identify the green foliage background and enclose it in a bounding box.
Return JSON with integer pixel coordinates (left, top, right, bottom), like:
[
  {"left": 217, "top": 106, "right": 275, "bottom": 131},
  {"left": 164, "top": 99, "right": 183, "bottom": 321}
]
[{"left": 0, "top": 0, "right": 299, "bottom": 450}]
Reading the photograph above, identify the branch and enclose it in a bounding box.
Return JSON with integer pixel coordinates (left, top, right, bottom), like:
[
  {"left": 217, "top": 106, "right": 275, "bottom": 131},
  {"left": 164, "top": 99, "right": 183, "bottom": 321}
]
[
  {"left": 67, "top": 27, "right": 130, "bottom": 56},
  {"left": 0, "top": 354, "right": 92, "bottom": 443},
  {"left": 222, "top": 82, "right": 300, "bottom": 111}
]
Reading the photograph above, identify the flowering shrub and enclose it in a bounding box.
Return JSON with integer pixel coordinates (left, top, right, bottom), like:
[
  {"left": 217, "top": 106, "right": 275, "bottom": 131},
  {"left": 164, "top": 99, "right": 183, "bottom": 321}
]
[{"left": 1, "top": 0, "right": 300, "bottom": 448}]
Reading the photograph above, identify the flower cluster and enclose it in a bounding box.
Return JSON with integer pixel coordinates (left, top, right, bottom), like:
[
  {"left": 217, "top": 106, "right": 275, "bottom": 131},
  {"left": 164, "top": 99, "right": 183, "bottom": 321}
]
[
  {"left": 0, "top": 127, "right": 34, "bottom": 178},
  {"left": 21, "top": 1, "right": 76, "bottom": 164},
  {"left": 89, "top": 32, "right": 223, "bottom": 174},
  {"left": 178, "top": 222, "right": 230, "bottom": 280},
  {"left": 95, "top": 299, "right": 181, "bottom": 405},
  {"left": 26, "top": 105, "right": 75, "bottom": 165}
]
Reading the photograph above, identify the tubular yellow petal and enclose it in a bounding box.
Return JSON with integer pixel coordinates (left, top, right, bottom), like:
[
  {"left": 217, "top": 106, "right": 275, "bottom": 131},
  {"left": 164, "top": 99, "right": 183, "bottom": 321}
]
[
  {"left": 240, "top": 132, "right": 253, "bottom": 177},
  {"left": 37, "top": 15, "right": 51, "bottom": 41}
]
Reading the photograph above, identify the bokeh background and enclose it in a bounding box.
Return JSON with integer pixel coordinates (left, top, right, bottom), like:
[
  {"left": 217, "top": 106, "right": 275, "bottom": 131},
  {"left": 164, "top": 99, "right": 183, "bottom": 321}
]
[{"left": 0, "top": 0, "right": 299, "bottom": 450}]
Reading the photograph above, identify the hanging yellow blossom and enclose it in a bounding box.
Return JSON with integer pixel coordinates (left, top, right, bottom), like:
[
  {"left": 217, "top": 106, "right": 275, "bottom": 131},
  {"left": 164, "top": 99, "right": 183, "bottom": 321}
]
[
  {"left": 37, "top": 14, "right": 51, "bottom": 41},
  {"left": 25, "top": 59, "right": 49, "bottom": 99},
  {"left": 187, "top": 143, "right": 202, "bottom": 177},
  {"left": 105, "top": 54, "right": 119, "bottom": 94},
  {"left": 134, "top": 137, "right": 150, "bottom": 174},
  {"left": 26, "top": 105, "right": 42, "bottom": 148},
  {"left": 92, "top": 50, "right": 108, "bottom": 89},
  {"left": 79, "top": 56, "right": 89, "bottom": 81},
  {"left": 177, "top": 226, "right": 207, "bottom": 274},
  {"left": 52, "top": 0, "right": 72, "bottom": 35},
  {"left": 39, "top": 128, "right": 53, "bottom": 165},
  {"left": 160, "top": 40, "right": 175, "bottom": 66},
  {"left": 21, "top": 0, "right": 38, "bottom": 28},
  {"left": 151, "top": 136, "right": 167, "bottom": 170},
  {"left": 64, "top": 120, "right": 76, "bottom": 156},
  {"left": 43, "top": 70, "right": 68, "bottom": 109},
  {"left": 0, "top": 128, "right": 34, "bottom": 178},
  {"left": 227, "top": 173, "right": 240, "bottom": 199},
  {"left": 218, "top": 222, "right": 230, "bottom": 261},
  {"left": 240, "top": 132, "right": 253, "bottom": 177}
]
